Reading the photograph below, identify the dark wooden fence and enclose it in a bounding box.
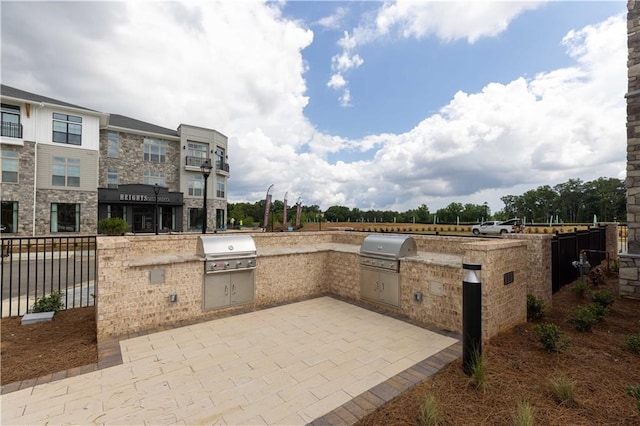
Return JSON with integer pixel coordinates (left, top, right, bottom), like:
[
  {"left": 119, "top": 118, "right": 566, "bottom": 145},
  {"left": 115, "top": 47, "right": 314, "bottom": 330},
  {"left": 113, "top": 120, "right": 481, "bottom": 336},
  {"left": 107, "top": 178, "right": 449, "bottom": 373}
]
[{"left": 551, "top": 226, "right": 607, "bottom": 293}]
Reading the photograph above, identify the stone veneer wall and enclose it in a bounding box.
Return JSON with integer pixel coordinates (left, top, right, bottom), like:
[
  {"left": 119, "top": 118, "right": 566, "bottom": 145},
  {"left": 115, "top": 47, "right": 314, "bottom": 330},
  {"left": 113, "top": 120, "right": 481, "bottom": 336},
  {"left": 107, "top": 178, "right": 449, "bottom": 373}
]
[
  {"left": 621, "top": 1, "right": 640, "bottom": 299},
  {"left": 35, "top": 189, "right": 98, "bottom": 235},
  {"left": 98, "top": 131, "right": 180, "bottom": 191},
  {"left": 96, "top": 232, "right": 531, "bottom": 342},
  {"left": 463, "top": 240, "right": 528, "bottom": 340},
  {"left": 0, "top": 141, "right": 35, "bottom": 235},
  {"left": 505, "top": 233, "right": 554, "bottom": 308}
]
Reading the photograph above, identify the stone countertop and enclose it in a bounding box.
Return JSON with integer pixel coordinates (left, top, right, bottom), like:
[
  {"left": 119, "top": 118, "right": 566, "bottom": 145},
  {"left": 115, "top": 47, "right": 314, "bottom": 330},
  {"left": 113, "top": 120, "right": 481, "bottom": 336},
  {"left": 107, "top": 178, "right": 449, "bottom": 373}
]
[
  {"left": 407, "top": 252, "right": 462, "bottom": 268},
  {"left": 129, "top": 253, "right": 202, "bottom": 267},
  {"left": 258, "top": 244, "right": 462, "bottom": 268},
  {"left": 127, "top": 245, "right": 462, "bottom": 268},
  {"left": 257, "top": 243, "right": 360, "bottom": 256}
]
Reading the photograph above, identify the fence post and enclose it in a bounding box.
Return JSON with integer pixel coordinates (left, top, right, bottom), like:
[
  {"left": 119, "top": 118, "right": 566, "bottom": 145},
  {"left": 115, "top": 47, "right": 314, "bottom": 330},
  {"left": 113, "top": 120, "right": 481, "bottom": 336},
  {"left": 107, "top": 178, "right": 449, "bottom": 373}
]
[{"left": 462, "top": 262, "right": 482, "bottom": 376}]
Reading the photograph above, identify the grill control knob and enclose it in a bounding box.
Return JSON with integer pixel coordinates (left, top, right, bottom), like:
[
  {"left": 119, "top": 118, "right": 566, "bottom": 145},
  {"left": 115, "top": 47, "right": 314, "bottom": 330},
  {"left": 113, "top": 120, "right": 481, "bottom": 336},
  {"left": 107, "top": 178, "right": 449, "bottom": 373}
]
[{"left": 225, "top": 262, "right": 230, "bottom": 267}]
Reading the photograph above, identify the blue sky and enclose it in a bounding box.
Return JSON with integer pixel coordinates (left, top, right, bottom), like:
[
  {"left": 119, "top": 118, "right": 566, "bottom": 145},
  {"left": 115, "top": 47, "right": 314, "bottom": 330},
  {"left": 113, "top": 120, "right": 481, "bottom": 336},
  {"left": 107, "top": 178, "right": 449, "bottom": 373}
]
[{"left": 1, "top": 1, "right": 628, "bottom": 215}]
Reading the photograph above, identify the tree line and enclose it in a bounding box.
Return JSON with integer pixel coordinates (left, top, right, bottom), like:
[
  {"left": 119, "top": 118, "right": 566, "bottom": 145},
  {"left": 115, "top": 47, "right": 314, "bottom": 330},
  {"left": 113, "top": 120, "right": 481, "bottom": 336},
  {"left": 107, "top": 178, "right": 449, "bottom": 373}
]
[{"left": 227, "top": 177, "right": 626, "bottom": 227}]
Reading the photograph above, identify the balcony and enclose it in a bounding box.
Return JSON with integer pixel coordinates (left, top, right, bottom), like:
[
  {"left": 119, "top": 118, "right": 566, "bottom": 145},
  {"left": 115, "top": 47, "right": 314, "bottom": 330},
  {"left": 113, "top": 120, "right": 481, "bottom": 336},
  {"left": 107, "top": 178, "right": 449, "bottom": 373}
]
[
  {"left": 185, "top": 156, "right": 206, "bottom": 167},
  {"left": 216, "top": 161, "right": 230, "bottom": 174},
  {"left": 1, "top": 122, "right": 22, "bottom": 139},
  {"left": 185, "top": 156, "right": 230, "bottom": 174}
]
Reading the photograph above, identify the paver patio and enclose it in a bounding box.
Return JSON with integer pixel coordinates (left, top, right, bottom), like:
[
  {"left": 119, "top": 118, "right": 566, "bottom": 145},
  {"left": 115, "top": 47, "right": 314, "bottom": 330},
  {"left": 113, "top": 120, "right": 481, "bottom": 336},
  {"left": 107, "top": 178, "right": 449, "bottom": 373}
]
[{"left": 1, "top": 297, "right": 460, "bottom": 425}]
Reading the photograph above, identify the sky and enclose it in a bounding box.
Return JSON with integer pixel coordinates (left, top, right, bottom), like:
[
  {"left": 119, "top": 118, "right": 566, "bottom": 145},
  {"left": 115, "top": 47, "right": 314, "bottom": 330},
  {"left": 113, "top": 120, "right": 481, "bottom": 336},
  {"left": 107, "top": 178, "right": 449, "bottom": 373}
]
[{"left": 0, "top": 1, "right": 627, "bottom": 215}]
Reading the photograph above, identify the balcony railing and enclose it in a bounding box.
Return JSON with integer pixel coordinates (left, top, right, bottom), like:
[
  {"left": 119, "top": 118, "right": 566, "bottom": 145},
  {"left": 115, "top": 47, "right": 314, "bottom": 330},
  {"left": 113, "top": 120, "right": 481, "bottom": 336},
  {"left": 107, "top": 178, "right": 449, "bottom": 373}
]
[
  {"left": 1, "top": 122, "right": 22, "bottom": 138},
  {"left": 185, "top": 156, "right": 230, "bottom": 173},
  {"left": 216, "top": 161, "right": 230, "bottom": 173},
  {"left": 185, "top": 156, "right": 206, "bottom": 167}
]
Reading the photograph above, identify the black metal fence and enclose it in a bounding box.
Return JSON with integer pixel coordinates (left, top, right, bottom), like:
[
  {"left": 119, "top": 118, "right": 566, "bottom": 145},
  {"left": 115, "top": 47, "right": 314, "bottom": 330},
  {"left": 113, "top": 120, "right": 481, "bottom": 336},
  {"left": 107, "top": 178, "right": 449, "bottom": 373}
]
[
  {"left": 1, "top": 236, "right": 96, "bottom": 317},
  {"left": 551, "top": 226, "right": 607, "bottom": 293}
]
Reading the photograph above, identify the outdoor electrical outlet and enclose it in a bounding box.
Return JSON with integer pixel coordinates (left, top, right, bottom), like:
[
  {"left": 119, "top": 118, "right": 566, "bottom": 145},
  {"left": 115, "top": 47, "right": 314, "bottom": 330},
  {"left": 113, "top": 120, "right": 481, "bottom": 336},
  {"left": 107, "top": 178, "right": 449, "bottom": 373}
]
[{"left": 169, "top": 293, "right": 178, "bottom": 303}]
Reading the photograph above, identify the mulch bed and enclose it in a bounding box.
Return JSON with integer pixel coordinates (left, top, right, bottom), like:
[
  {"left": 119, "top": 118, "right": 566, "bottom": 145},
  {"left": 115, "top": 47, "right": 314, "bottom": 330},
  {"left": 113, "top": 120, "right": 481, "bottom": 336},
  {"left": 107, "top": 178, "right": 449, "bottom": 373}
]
[
  {"left": 1, "top": 306, "right": 97, "bottom": 386},
  {"left": 356, "top": 274, "right": 640, "bottom": 425}
]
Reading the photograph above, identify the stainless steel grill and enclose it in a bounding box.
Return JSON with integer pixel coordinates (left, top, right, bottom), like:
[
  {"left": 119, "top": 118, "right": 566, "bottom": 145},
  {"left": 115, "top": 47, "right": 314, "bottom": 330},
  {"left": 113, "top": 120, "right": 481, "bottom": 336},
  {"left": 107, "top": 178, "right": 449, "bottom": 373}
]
[
  {"left": 197, "top": 235, "right": 257, "bottom": 311},
  {"left": 360, "top": 235, "right": 417, "bottom": 308},
  {"left": 197, "top": 234, "right": 257, "bottom": 273},
  {"left": 359, "top": 235, "right": 417, "bottom": 272}
]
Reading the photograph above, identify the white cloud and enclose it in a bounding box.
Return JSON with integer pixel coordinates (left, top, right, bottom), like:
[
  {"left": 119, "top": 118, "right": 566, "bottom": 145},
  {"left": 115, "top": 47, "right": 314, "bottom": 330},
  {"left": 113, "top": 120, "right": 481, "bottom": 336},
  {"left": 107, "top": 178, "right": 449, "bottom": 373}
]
[
  {"left": 327, "top": 73, "right": 347, "bottom": 89},
  {"left": 315, "top": 6, "right": 349, "bottom": 30},
  {"left": 328, "top": 1, "right": 544, "bottom": 106}
]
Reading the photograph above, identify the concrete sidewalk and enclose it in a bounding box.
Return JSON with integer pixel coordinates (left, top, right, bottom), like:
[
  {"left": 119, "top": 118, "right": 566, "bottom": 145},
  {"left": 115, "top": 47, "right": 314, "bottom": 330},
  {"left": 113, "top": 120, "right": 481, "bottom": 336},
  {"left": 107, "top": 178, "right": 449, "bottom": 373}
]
[{"left": 1, "top": 297, "right": 460, "bottom": 425}]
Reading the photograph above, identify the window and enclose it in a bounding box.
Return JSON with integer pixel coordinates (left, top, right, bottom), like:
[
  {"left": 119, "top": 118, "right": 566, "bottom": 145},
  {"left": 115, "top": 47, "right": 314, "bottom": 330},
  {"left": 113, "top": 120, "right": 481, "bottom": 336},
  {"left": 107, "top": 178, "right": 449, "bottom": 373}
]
[
  {"left": 215, "top": 147, "right": 225, "bottom": 166},
  {"left": 216, "top": 181, "right": 225, "bottom": 198},
  {"left": 107, "top": 204, "right": 127, "bottom": 219},
  {"left": 188, "top": 208, "right": 204, "bottom": 231},
  {"left": 1, "top": 150, "right": 18, "bottom": 183},
  {"left": 1, "top": 104, "right": 21, "bottom": 138},
  {"left": 107, "top": 168, "right": 118, "bottom": 188},
  {"left": 143, "top": 170, "right": 165, "bottom": 186},
  {"left": 186, "top": 142, "right": 208, "bottom": 167},
  {"left": 1, "top": 201, "right": 18, "bottom": 233},
  {"left": 188, "top": 174, "right": 204, "bottom": 196},
  {"left": 107, "top": 132, "right": 119, "bottom": 157},
  {"left": 52, "top": 157, "right": 80, "bottom": 187},
  {"left": 52, "top": 113, "right": 82, "bottom": 145},
  {"left": 51, "top": 203, "right": 80, "bottom": 232},
  {"left": 143, "top": 138, "right": 166, "bottom": 163}
]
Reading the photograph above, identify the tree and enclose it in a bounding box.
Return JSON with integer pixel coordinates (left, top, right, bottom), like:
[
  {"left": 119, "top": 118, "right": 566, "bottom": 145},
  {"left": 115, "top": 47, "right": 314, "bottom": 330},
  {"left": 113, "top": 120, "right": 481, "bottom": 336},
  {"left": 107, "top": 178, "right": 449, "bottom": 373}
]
[
  {"left": 436, "top": 202, "right": 463, "bottom": 223},
  {"left": 554, "top": 179, "right": 584, "bottom": 223}
]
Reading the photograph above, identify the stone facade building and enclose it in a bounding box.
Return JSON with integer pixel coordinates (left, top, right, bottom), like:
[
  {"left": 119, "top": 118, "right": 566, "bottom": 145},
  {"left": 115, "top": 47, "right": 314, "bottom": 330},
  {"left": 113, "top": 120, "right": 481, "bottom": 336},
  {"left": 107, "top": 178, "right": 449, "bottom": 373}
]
[
  {"left": 622, "top": 1, "right": 640, "bottom": 298},
  {"left": 0, "top": 85, "right": 228, "bottom": 236}
]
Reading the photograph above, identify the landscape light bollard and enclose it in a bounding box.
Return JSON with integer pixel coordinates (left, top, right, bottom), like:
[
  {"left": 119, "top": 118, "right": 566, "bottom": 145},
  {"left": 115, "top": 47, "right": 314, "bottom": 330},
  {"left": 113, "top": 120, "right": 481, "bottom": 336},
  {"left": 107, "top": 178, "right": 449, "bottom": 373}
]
[
  {"left": 200, "top": 159, "right": 213, "bottom": 234},
  {"left": 462, "top": 262, "right": 482, "bottom": 376},
  {"left": 153, "top": 183, "right": 159, "bottom": 235}
]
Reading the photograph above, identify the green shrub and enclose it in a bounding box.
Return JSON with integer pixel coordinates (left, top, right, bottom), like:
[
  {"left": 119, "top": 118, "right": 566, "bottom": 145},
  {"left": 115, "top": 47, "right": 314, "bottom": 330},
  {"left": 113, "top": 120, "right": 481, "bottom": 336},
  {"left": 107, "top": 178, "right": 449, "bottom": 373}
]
[
  {"left": 534, "top": 323, "right": 569, "bottom": 353},
  {"left": 98, "top": 217, "right": 129, "bottom": 236},
  {"left": 418, "top": 394, "right": 439, "bottom": 426},
  {"left": 549, "top": 375, "right": 577, "bottom": 407},
  {"left": 588, "top": 302, "right": 608, "bottom": 321},
  {"left": 572, "top": 280, "right": 590, "bottom": 297},
  {"left": 469, "top": 349, "right": 487, "bottom": 390},
  {"left": 568, "top": 304, "right": 602, "bottom": 332},
  {"left": 527, "top": 294, "right": 545, "bottom": 322},
  {"left": 513, "top": 399, "right": 535, "bottom": 426},
  {"left": 592, "top": 289, "right": 616, "bottom": 308},
  {"left": 625, "top": 335, "right": 640, "bottom": 354},
  {"left": 626, "top": 385, "right": 640, "bottom": 413},
  {"left": 32, "top": 291, "right": 64, "bottom": 313}
]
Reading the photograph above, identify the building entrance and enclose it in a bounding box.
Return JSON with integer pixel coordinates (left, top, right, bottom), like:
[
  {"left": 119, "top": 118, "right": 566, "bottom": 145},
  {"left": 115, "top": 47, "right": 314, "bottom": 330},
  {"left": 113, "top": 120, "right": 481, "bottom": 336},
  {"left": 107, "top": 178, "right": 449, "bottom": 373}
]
[{"left": 133, "top": 205, "right": 155, "bottom": 233}]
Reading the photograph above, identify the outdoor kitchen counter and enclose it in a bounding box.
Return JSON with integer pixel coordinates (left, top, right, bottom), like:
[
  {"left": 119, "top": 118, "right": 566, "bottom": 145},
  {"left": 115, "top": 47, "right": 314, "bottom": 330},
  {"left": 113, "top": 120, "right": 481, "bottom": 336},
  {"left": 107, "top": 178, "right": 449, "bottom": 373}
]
[
  {"left": 257, "top": 243, "right": 360, "bottom": 256},
  {"left": 128, "top": 253, "right": 201, "bottom": 267},
  {"left": 407, "top": 251, "right": 462, "bottom": 268},
  {"left": 257, "top": 244, "right": 462, "bottom": 268}
]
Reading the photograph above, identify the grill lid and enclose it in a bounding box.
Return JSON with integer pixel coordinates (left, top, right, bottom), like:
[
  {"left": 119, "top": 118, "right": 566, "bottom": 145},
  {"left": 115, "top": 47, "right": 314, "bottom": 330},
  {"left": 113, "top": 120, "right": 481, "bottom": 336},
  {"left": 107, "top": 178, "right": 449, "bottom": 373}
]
[
  {"left": 197, "top": 235, "right": 257, "bottom": 258},
  {"left": 360, "top": 235, "right": 417, "bottom": 259}
]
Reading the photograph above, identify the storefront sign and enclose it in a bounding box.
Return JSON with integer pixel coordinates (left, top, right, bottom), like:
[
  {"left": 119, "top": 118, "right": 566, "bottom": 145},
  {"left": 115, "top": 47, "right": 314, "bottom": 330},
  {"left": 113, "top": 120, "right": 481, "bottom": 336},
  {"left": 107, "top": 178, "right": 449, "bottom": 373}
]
[{"left": 119, "top": 193, "right": 171, "bottom": 203}]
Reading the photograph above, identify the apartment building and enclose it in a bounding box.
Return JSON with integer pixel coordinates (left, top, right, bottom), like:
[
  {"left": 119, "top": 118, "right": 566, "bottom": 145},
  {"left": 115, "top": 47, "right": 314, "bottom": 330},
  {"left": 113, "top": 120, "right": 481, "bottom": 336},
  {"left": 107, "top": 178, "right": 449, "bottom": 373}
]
[{"left": 0, "top": 85, "right": 228, "bottom": 236}]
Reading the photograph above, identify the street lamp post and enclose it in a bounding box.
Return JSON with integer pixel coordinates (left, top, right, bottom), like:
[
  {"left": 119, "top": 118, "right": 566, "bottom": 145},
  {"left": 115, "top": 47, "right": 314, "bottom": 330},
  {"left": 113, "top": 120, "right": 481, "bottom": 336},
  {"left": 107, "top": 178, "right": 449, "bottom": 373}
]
[
  {"left": 153, "top": 183, "right": 160, "bottom": 235},
  {"left": 200, "top": 159, "right": 213, "bottom": 234}
]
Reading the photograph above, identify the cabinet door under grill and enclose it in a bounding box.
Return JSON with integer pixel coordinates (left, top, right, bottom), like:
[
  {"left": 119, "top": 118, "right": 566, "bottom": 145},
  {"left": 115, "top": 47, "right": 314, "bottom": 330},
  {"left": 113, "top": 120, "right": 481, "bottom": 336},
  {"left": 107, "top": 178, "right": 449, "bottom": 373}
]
[
  {"left": 230, "top": 270, "right": 255, "bottom": 305},
  {"left": 203, "top": 274, "right": 231, "bottom": 311},
  {"left": 378, "top": 271, "right": 400, "bottom": 307},
  {"left": 360, "top": 267, "right": 379, "bottom": 301}
]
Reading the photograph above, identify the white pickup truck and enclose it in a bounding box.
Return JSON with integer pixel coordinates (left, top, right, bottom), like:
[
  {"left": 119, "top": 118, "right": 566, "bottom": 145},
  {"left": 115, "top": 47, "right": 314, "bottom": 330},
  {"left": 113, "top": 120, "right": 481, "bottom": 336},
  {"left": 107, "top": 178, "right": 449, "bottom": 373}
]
[{"left": 471, "top": 219, "right": 524, "bottom": 235}]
